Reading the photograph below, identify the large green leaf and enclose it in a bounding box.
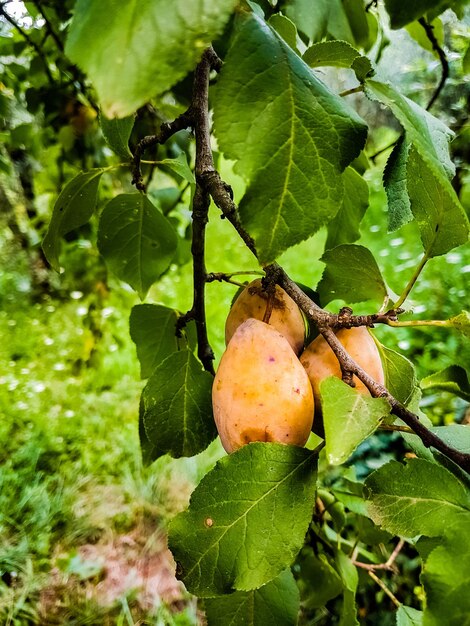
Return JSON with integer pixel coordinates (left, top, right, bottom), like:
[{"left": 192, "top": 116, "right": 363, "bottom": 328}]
[
  {"left": 407, "top": 147, "right": 470, "bottom": 257},
  {"left": 43, "top": 169, "right": 104, "bottom": 271},
  {"left": 365, "top": 78, "right": 455, "bottom": 178},
  {"left": 129, "top": 304, "right": 181, "bottom": 379},
  {"left": 97, "top": 193, "right": 178, "bottom": 299},
  {"left": 325, "top": 167, "right": 369, "bottom": 250},
  {"left": 100, "top": 113, "right": 134, "bottom": 159},
  {"left": 376, "top": 342, "right": 417, "bottom": 405},
  {"left": 421, "top": 365, "right": 470, "bottom": 402},
  {"left": 365, "top": 458, "right": 470, "bottom": 538},
  {"left": 284, "top": 0, "right": 331, "bottom": 42},
  {"left": 383, "top": 0, "right": 460, "bottom": 28},
  {"left": 383, "top": 135, "right": 413, "bottom": 232},
  {"left": 65, "top": 0, "right": 238, "bottom": 117},
  {"left": 168, "top": 443, "right": 317, "bottom": 596},
  {"left": 321, "top": 377, "right": 390, "bottom": 465},
  {"left": 141, "top": 349, "right": 216, "bottom": 459},
  {"left": 317, "top": 244, "right": 387, "bottom": 305},
  {"left": 213, "top": 13, "right": 367, "bottom": 263},
  {"left": 421, "top": 530, "right": 470, "bottom": 626},
  {"left": 204, "top": 569, "right": 299, "bottom": 626}
]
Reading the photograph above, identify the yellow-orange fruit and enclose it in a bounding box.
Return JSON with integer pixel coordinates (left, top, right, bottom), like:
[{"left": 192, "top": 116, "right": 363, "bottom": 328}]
[
  {"left": 225, "top": 279, "right": 305, "bottom": 354},
  {"left": 300, "top": 327, "right": 385, "bottom": 415},
  {"left": 213, "top": 318, "right": 314, "bottom": 453}
]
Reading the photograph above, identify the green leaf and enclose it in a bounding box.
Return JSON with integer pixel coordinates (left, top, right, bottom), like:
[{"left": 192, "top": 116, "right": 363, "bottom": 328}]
[
  {"left": 429, "top": 425, "right": 470, "bottom": 455},
  {"left": 407, "top": 147, "right": 470, "bottom": 257},
  {"left": 297, "top": 552, "right": 343, "bottom": 609},
  {"left": 421, "top": 530, "right": 470, "bottom": 626},
  {"left": 303, "top": 39, "right": 360, "bottom": 68},
  {"left": 365, "top": 78, "right": 455, "bottom": 179},
  {"left": 396, "top": 605, "right": 423, "bottom": 626},
  {"left": 342, "top": 0, "right": 370, "bottom": 50},
  {"left": 376, "top": 342, "right": 417, "bottom": 405},
  {"left": 356, "top": 515, "right": 392, "bottom": 545},
  {"left": 213, "top": 13, "right": 367, "bottom": 263},
  {"left": 158, "top": 153, "right": 195, "bottom": 184},
  {"left": 65, "top": 0, "right": 238, "bottom": 117},
  {"left": 317, "top": 244, "right": 387, "bottom": 305},
  {"left": 327, "top": 0, "right": 355, "bottom": 44},
  {"left": 421, "top": 365, "right": 470, "bottom": 402},
  {"left": 325, "top": 167, "right": 369, "bottom": 250},
  {"left": 383, "top": 0, "right": 456, "bottom": 28},
  {"left": 129, "top": 304, "right": 181, "bottom": 379},
  {"left": 463, "top": 44, "right": 470, "bottom": 75},
  {"left": 141, "top": 349, "right": 216, "bottom": 459},
  {"left": 383, "top": 135, "right": 413, "bottom": 232},
  {"left": 332, "top": 482, "right": 369, "bottom": 516},
  {"left": 204, "top": 569, "right": 300, "bottom": 626},
  {"left": 139, "top": 397, "right": 158, "bottom": 466},
  {"left": 42, "top": 170, "right": 104, "bottom": 271},
  {"left": 449, "top": 311, "right": 470, "bottom": 339},
  {"left": 268, "top": 14, "right": 298, "bottom": 51},
  {"left": 168, "top": 443, "right": 318, "bottom": 596},
  {"left": 97, "top": 193, "right": 178, "bottom": 299},
  {"left": 321, "top": 377, "right": 390, "bottom": 465},
  {"left": 365, "top": 458, "right": 470, "bottom": 538},
  {"left": 284, "top": 0, "right": 330, "bottom": 42},
  {"left": 335, "top": 550, "right": 359, "bottom": 626},
  {"left": 100, "top": 113, "right": 134, "bottom": 159}
]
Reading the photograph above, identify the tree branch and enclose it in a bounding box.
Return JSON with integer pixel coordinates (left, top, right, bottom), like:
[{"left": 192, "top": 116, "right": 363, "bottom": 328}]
[
  {"left": 418, "top": 17, "right": 449, "bottom": 111},
  {"left": 146, "top": 46, "right": 470, "bottom": 473},
  {"left": 131, "top": 109, "right": 194, "bottom": 191}
]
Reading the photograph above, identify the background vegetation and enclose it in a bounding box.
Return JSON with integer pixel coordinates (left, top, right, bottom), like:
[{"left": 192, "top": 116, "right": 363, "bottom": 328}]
[{"left": 0, "top": 0, "right": 469, "bottom": 624}]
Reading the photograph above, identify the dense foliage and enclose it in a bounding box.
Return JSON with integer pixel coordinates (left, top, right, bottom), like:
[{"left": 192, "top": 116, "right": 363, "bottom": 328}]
[{"left": 1, "top": 0, "right": 470, "bottom": 624}]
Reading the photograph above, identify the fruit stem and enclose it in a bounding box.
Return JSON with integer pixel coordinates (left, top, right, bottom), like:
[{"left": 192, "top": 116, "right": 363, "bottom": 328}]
[
  {"left": 393, "top": 252, "right": 429, "bottom": 309},
  {"left": 386, "top": 319, "right": 450, "bottom": 328}
]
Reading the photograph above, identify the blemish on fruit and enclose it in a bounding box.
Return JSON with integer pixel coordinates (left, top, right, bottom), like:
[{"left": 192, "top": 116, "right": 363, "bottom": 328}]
[
  {"left": 269, "top": 356, "right": 275, "bottom": 362},
  {"left": 294, "top": 388, "right": 300, "bottom": 394}
]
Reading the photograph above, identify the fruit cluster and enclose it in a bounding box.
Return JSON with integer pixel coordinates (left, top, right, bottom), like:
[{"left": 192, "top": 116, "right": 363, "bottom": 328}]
[{"left": 212, "top": 279, "right": 384, "bottom": 453}]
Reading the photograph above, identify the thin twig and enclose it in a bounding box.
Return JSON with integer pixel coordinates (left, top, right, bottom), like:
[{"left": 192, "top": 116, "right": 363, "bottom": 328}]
[
  {"left": 339, "top": 86, "right": 363, "bottom": 98},
  {"left": 418, "top": 17, "right": 449, "bottom": 111},
  {"left": 368, "top": 571, "right": 401, "bottom": 608},
  {"left": 386, "top": 319, "right": 451, "bottom": 328},
  {"left": 132, "top": 110, "right": 194, "bottom": 191},
  {"left": 0, "top": 4, "right": 54, "bottom": 84},
  {"left": 394, "top": 252, "right": 429, "bottom": 309},
  {"left": 379, "top": 424, "right": 414, "bottom": 434},
  {"left": 31, "top": 0, "right": 64, "bottom": 51},
  {"left": 354, "top": 539, "right": 405, "bottom": 573}
]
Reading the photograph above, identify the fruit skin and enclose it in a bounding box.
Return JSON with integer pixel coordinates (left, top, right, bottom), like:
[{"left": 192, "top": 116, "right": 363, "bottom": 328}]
[
  {"left": 225, "top": 279, "right": 305, "bottom": 355},
  {"left": 213, "top": 318, "right": 314, "bottom": 453},
  {"left": 300, "top": 327, "right": 385, "bottom": 419}
]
